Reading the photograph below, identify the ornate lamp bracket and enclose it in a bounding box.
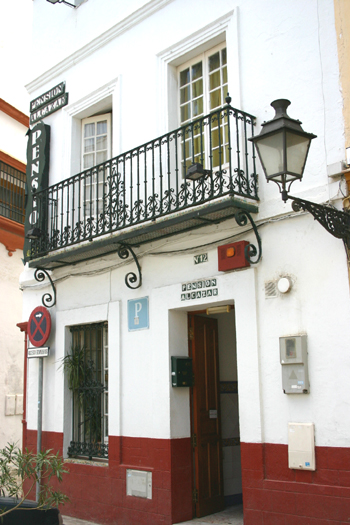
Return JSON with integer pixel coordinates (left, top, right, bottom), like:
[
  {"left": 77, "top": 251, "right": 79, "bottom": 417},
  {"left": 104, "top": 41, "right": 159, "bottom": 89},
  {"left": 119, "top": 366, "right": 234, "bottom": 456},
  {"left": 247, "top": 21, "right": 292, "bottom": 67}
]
[
  {"left": 234, "top": 211, "right": 262, "bottom": 264},
  {"left": 117, "top": 244, "right": 142, "bottom": 289},
  {"left": 289, "top": 196, "right": 350, "bottom": 248},
  {"left": 34, "top": 268, "right": 57, "bottom": 308}
]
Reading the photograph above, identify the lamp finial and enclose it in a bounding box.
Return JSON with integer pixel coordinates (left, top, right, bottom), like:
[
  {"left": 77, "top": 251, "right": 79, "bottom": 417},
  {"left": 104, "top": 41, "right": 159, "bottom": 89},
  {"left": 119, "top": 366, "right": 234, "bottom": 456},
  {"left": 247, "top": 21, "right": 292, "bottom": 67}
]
[{"left": 270, "top": 99, "right": 291, "bottom": 119}]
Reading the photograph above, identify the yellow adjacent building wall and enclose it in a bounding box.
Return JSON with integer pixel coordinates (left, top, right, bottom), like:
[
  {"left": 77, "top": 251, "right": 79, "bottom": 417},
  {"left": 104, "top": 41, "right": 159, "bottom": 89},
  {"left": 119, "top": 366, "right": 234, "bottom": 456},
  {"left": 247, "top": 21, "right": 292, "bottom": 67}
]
[{"left": 334, "top": 0, "right": 350, "bottom": 188}]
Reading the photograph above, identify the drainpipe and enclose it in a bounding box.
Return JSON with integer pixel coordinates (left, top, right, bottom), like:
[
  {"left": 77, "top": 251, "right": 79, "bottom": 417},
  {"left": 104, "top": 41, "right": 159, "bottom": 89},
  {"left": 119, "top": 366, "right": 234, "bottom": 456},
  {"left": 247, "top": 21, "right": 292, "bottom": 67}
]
[{"left": 17, "top": 322, "right": 28, "bottom": 452}]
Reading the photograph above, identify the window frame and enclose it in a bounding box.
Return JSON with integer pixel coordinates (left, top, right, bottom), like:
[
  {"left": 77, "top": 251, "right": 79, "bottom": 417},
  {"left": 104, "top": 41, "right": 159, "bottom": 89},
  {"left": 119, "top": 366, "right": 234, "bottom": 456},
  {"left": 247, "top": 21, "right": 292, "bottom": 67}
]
[
  {"left": 67, "top": 322, "right": 109, "bottom": 460},
  {"left": 176, "top": 42, "right": 230, "bottom": 173}
]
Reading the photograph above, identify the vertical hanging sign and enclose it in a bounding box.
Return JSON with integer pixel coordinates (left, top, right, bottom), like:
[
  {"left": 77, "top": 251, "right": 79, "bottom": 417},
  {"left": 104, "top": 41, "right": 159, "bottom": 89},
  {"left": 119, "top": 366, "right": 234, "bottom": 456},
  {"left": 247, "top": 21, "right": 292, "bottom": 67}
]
[{"left": 23, "top": 122, "right": 50, "bottom": 262}]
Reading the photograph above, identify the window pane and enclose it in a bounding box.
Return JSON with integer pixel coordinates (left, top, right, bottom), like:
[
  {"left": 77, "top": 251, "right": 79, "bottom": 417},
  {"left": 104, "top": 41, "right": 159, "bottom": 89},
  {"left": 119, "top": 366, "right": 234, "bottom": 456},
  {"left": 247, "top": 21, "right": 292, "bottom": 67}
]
[
  {"left": 184, "top": 139, "right": 190, "bottom": 159},
  {"left": 83, "top": 153, "right": 94, "bottom": 169},
  {"left": 181, "top": 103, "right": 191, "bottom": 123},
  {"left": 209, "top": 71, "right": 221, "bottom": 90},
  {"left": 210, "top": 88, "right": 222, "bottom": 110},
  {"left": 180, "top": 86, "right": 190, "bottom": 104},
  {"left": 84, "top": 123, "right": 95, "bottom": 138},
  {"left": 192, "top": 62, "right": 202, "bottom": 81},
  {"left": 96, "top": 151, "right": 108, "bottom": 165},
  {"left": 96, "top": 136, "right": 107, "bottom": 151},
  {"left": 222, "top": 48, "right": 227, "bottom": 65},
  {"left": 223, "top": 66, "right": 227, "bottom": 84},
  {"left": 212, "top": 146, "right": 223, "bottom": 167},
  {"left": 97, "top": 120, "right": 107, "bottom": 135},
  {"left": 211, "top": 127, "right": 221, "bottom": 148},
  {"left": 84, "top": 138, "right": 95, "bottom": 153},
  {"left": 192, "top": 79, "right": 203, "bottom": 99},
  {"left": 193, "top": 135, "right": 203, "bottom": 158},
  {"left": 192, "top": 97, "right": 203, "bottom": 118},
  {"left": 180, "top": 68, "right": 190, "bottom": 87},
  {"left": 208, "top": 51, "right": 220, "bottom": 72}
]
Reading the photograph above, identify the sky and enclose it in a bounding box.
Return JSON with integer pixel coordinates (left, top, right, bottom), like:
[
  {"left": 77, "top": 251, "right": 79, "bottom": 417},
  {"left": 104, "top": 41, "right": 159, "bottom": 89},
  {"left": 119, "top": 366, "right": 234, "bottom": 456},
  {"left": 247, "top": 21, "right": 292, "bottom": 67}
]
[{"left": 0, "top": 0, "right": 33, "bottom": 114}]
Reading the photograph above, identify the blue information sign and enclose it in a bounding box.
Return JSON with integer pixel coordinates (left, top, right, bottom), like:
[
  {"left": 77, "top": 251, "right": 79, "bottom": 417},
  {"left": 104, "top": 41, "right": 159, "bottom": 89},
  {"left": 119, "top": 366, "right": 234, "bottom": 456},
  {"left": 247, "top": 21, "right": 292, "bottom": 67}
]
[{"left": 128, "top": 297, "right": 149, "bottom": 331}]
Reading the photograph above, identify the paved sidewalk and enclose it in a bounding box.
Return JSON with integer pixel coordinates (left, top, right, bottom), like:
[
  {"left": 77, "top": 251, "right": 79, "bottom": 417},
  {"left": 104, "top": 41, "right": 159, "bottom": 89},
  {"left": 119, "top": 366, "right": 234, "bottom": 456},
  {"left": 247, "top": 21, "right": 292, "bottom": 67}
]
[{"left": 62, "top": 505, "right": 244, "bottom": 525}]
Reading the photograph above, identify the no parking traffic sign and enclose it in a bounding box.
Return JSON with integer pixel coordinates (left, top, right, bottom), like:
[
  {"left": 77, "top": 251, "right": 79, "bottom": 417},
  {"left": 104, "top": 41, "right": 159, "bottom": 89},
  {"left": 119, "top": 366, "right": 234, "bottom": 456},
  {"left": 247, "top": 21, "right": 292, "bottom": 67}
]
[{"left": 28, "top": 306, "right": 51, "bottom": 347}]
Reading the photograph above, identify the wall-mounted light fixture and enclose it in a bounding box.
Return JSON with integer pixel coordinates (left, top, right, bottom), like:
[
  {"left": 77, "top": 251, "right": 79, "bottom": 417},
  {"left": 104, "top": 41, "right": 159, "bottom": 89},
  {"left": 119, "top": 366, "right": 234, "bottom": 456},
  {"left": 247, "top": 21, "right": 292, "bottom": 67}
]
[
  {"left": 249, "top": 99, "right": 350, "bottom": 248},
  {"left": 185, "top": 163, "right": 211, "bottom": 181},
  {"left": 46, "top": 0, "right": 79, "bottom": 7},
  {"left": 26, "top": 228, "right": 42, "bottom": 240},
  {"left": 206, "top": 305, "right": 233, "bottom": 315}
]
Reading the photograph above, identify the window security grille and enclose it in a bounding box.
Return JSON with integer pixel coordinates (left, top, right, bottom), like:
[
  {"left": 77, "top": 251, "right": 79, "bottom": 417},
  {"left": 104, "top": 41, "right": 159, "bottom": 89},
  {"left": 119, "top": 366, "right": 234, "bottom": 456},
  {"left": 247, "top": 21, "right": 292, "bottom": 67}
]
[
  {"left": 67, "top": 322, "right": 108, "bottom": 459},
  {"left": 0, "top": 162, "right": 26, "bottom": 224}
]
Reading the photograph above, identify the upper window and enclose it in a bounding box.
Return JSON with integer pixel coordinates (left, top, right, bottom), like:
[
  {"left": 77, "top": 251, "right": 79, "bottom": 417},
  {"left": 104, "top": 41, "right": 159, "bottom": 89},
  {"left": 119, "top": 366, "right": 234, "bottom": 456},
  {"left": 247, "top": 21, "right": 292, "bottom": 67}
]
[
  {"left": 178, "top": 43, "right": 228, "bottom": 126},
  {"left": 81, "top": 113, "right": 112, "bottom": 217},
  {"left": 177, "top": 44, "right": 229, "bottom": 171},
  {"left": 81, "top": 113, "right": 111, "bottom": 171}
]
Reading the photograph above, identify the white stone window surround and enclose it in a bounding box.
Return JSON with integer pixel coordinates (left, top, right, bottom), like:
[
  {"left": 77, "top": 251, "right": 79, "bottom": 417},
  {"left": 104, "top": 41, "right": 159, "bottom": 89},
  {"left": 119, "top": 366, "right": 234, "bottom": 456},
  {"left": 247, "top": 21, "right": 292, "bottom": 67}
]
[
  {"left": 56, "top": 301, "right": 121, "bottom": 458},
  {"left": 64, "top": 77, "right": 121, "bottom": 178},
  {"left": 157, "top": 9, "right": 240, "bottom": 135}
]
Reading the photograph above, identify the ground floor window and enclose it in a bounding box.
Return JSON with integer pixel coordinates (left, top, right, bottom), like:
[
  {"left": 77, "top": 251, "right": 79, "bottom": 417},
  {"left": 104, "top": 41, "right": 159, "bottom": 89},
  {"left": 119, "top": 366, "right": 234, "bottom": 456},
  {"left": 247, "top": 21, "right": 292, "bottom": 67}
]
[{"left": 67, "top": 322, "right": 108, "bottom": 459}]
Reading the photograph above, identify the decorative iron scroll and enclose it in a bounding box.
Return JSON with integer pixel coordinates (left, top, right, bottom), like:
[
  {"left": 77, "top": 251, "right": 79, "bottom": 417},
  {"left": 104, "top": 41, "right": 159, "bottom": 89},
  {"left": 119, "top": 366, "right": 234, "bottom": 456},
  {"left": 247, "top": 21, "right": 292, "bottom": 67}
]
[
  {"left": 67, "top": 441, "right": 108, "bottom": 460},
  {"left": 117, "top": 244, "right": 142, "bottom": 289},
  {"left": 290, "top": 196, "right": 350, "bottom": 248},
  {"left": 34, "top": 268, "right": 56, "bottom": 308},
  {"left": 234, "top": 211, "right": 262, "bottom": 264}
]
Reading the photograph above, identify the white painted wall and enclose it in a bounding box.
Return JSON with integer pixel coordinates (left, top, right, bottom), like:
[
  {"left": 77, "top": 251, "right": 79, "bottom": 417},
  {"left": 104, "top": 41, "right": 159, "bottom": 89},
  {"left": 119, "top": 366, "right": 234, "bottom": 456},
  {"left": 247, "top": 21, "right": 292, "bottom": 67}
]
[
  {"left": 0, "top": 245, "right": 24, "bottom": 449},
  {"left": 21, "top": 0, "right": 350, "bottom": 456},
  {"left": 0, "top": 112, "right": 27, "bottom": 164}
]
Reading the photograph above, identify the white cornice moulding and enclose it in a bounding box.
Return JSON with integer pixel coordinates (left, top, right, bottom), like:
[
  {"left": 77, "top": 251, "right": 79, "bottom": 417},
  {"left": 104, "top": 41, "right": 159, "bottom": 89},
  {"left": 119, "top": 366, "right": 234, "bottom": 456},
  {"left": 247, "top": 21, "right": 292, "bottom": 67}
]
[
  {"left": 66, "top": 77, "right": 120, "bottom": 117},
  {"left": 26, "top": 0, "right": 174, "bottom": 94}
]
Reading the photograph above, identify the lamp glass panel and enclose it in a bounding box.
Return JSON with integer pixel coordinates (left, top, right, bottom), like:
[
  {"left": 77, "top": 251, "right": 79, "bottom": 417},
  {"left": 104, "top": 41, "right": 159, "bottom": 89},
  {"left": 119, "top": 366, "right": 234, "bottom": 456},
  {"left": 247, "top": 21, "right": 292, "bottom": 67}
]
[
  {"left": 286, "top": 131, "right": 311, "bottom": 176},
  {"left": 255, "top": 131, "right": 284, "bottom": 179}
]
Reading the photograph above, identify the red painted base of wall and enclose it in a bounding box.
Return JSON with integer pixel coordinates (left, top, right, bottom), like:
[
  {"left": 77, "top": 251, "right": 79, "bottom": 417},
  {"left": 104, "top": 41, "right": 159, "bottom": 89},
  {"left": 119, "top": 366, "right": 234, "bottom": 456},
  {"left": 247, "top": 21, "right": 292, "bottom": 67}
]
[
  {"left": 241, "top": 442, "right": 350, "bottom": 524},
  {"left": 25, "top": 430, "right": 192, "bottom": 525},
  {"left": 25, "top": 429, "right": 350, "bottom": 524}
]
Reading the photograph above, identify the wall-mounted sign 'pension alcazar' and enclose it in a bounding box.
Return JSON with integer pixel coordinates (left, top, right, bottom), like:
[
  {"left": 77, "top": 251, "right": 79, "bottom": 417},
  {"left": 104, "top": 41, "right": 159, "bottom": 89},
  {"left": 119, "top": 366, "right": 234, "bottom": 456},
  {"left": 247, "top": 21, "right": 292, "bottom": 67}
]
[
  {"left": 23, "top": 122, "right": 50, "bottom": 262},
  {"left": 30, "top": 82, "right": 68, "bottom": 125}
]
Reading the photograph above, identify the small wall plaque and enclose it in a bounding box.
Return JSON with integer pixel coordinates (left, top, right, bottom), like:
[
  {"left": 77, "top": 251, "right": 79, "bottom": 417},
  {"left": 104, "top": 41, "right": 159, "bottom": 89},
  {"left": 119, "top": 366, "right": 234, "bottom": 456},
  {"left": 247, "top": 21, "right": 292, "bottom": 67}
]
[{"left": 194, "top": 253, "right": 208, "bottom": 264}]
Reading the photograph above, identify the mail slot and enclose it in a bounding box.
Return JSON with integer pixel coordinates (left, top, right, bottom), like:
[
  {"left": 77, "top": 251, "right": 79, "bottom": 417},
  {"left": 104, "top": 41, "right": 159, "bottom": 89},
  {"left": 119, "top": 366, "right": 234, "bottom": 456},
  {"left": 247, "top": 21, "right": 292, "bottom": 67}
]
[{"left": 171, "top": 356, "right": 193, "bottom": 387}]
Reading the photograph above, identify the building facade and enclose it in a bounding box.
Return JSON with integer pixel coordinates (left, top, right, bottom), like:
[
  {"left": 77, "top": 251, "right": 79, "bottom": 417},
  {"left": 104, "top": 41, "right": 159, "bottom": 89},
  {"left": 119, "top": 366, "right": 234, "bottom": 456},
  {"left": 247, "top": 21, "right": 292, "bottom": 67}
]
[
  {"left": 0, "top": 99, "right": 28, "bottom": 449},
  {"left": 21, "top": 1, "right": 350, "bottom": 523}
]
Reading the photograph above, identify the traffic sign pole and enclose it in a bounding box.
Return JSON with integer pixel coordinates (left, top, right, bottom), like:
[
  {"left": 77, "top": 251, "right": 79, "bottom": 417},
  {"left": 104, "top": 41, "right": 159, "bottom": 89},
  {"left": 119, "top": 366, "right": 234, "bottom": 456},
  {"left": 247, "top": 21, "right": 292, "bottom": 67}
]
[{"left": 36, "top": 357, "right": 43, "bottom": 503}]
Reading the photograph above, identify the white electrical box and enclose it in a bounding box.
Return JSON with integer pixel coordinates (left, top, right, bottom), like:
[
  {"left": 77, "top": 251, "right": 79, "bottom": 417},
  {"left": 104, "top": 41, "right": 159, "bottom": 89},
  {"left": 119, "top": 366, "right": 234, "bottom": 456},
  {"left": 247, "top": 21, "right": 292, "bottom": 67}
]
[
  {"left": 126, "top": 469, "right": 152, "bottom": 499},
  {"left": 280, "top": 335, "right": 309, "bottom": 394},
  {"left": 288, "top": 422, "right": 316, "bottom": 470}
]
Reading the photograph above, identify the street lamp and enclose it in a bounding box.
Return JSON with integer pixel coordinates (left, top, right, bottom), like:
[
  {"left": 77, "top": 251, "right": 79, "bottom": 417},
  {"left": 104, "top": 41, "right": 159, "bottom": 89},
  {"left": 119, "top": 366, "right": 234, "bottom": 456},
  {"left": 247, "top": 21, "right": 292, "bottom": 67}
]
[{"left": 250, "top": 99, "right": 350, "bottom": 248}]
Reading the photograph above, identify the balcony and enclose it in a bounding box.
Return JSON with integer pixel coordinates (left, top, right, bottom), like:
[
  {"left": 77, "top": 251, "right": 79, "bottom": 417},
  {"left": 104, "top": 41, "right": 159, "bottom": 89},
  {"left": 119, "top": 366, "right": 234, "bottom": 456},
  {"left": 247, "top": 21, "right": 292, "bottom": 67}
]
[{"left": 27, "top": 103, "right": 259, "bottom": 270}]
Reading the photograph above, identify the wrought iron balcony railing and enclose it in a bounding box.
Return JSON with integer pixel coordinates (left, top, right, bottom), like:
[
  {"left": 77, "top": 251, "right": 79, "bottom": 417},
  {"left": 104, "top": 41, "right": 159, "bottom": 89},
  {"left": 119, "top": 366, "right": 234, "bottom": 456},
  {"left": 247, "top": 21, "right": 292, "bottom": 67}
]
[
  {"left": 28, "top": 103, "right": 258, "bottom": 260},
  {"left": 0, "top": 161, "right": 26, "bottom": 224}
]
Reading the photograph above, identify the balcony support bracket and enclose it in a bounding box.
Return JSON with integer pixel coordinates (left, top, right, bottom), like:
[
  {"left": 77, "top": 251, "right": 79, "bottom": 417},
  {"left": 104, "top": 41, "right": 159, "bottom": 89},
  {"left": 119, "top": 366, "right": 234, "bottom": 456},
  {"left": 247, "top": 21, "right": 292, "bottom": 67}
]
[
  {"left": 234, "top": 211, "right": 262, "bottom": 264},
  {"left": 34, "top": 268, "right": 57, "bottom": 308},
  {"left": 118, "top": 244, "right": 142, "bottom": 289}
]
